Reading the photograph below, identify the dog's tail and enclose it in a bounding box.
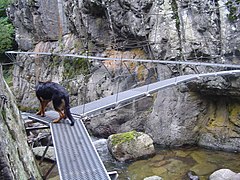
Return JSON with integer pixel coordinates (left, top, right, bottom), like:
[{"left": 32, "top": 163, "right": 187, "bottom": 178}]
[
  {"left": 64, "top": 96, "right": 75, "bottom": 126},
  {"left": 65, "top": 107, "right": 75, "bottom": 126}
]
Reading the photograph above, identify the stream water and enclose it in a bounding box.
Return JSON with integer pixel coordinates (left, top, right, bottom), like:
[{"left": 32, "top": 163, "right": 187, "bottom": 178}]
[
  {"left": 94, "top": 139, "right": 240, "bottom": 180},
  {"left": 41, "top": 138, "right": 240, "bottom": 180}
]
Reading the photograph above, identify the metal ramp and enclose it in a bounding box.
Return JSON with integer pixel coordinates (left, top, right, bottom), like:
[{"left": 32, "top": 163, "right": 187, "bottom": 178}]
[
  {"left": 51, "top": 118, "right": 111, "bottom": 179},
  {"left": 29, "top": 112, "right": 114, "bottom": 180}
]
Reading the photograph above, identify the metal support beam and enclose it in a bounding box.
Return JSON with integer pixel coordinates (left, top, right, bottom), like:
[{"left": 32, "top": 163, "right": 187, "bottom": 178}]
[
  {"left": 6, "top": 51, "right": 240, "bottom": 68},
  {"left": 39, "top": 135, "right": 52, "bottom": 165}
]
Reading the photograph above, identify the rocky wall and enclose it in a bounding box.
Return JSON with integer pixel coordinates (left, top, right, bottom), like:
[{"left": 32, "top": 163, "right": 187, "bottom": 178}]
[{"left": 0, "top": 66, "right": 41, "bottom": 179}]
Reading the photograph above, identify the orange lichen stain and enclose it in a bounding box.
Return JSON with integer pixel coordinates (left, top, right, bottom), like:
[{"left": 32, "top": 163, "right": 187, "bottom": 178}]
[
  {"left": 137, "top": 65, "right": 147, "bottom": 81},
  {"left": 103, "top": 48, "right": 147, "bottom": 70},
  {"left": 228, "top": 103, "right": 240, "bottom": 127},
  {"left": 129, "top": 61, "right": 138, "bottom": 72}
]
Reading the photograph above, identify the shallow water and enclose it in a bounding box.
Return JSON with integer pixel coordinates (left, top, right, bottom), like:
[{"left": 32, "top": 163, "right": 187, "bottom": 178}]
[
  {"left": 122, "top": 146, "right": 240, "bottom": 180},
  {"left": 38, "top": 139, "right": 240, "bottom": 180},
  {"left": 97, "top": 139, "right": 240, "bottom": 180}
]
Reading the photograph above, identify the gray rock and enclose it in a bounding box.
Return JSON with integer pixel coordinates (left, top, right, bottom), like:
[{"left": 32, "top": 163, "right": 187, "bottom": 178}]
[
  {"left": 7, "top": 0, "right": 69, "bottom": 50},
  {"left": 186, "top": 76, "right": 240, "bottom": 96},
  {"left": 209, "top": 169, "right": 240, "bottom": 180},
  {"left": 198, "top": 133, "right": 240, "bottom": 152},
  {"left": 107, "top": 131, "right": 155, "bottom": 162},
  {"left": 89, "top": 96, "right": 153, "bottom": 138},
  {"left": 32, "top": 146, "right": 56, "bottom": 161},
  {"left": 0, "top": 67, "right": 42, "bottom": 179},
  {"left": 145, "top": 87, "right": 204, "bottom": 146}
]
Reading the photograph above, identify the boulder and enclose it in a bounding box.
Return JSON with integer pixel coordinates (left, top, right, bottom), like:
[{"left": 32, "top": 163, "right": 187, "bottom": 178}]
[
  {"left": 209, "top": 169, "right": 240, "bottom": 180},
  {"left": 145, "top": 87, "right": 204, "bottom": 146},
  {"left": 32, "top": 146, "right": 56, "bottom": 161},
  {"left": 107, "top": 131, "right": 155, "bottom": 162}
]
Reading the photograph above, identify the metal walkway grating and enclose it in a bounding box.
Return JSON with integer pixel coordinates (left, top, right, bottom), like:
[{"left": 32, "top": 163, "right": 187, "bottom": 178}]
[
  {"left": 28, "top": 111, "right": 111, "bottom": 180},
  {"left": 50, "top": 119, "right": 110, "bottom": 180},
  {"left": 28, "top": 112, "right": 55, "bottom": 126}
]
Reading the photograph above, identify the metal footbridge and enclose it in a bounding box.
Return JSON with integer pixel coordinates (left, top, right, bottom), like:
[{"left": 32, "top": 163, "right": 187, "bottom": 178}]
[
  {"left": 70, "top": 70, "right": 240, "bottom": 116},
  {"left": 28, "top": 69, "right": 240, "bottom": 180},
  {"left": 29, "top": 113, "right": 113, "bottom": 180}
]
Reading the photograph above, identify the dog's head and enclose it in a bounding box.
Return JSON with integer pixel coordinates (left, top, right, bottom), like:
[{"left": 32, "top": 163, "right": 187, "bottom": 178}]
[{"left": 35, "top": 81, "right": 50, "bottom": 90}]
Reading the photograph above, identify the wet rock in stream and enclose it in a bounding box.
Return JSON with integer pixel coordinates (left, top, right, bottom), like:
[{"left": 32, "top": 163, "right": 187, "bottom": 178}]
[{"left": 209, "top": 169, "right": 240, "bottom": 180}]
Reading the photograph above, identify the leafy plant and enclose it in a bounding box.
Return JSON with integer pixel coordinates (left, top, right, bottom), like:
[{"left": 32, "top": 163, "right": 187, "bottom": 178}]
[
  {"left": 0, "top": 0, "right": 15, "bottom": 54},
  {"left": 3, "top": 65, "right": 13, "bottom": 86},
  {"left": 0, "top": 17, "right": 14, "bottom": 53},
  {"left": 111, "top": 131, "right": 140, "bottom": 146},
  {"left": 63, "top": 58, "right": 90, "bottom": 79},
  {"left": 0, "top": 0, "right": 11, "bottom": 16},
  {"left": 225, "top": 0, "right": 240, "bottom": 22}
]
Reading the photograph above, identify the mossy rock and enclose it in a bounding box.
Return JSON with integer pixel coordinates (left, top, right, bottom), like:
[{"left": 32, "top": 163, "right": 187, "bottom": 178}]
[
  {"left": 108, "top": 131, "right": 155, "bottom": 162},
  {"left": 18, "top": 105, "right": 38, "bottom": 113},
  {"left": 110, "top": 130, "right": 140, "bottom": 146}
]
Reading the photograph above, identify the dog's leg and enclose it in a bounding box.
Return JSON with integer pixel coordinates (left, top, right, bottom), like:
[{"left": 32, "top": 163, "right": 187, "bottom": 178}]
[
  {"left": 53, "top": 109, "right": 65, "bottom": 123},
  {"left": 41, "top": 100, "right": 50, "bottom": 116},
  {"left": 63, "top": 109, "right": 67, "bottom": 119},
  {"left": 52, "top": 98, "right": 66, "bottom": 123},
  {"left": 36, "top": 100, "right": 50, "bottom": 117},
  {"left": 36, "top": 100, "right": 44, "bottom": 116}
]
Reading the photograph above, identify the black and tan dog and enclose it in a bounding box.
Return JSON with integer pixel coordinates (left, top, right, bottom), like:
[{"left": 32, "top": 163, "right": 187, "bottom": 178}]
[{"left": 36, "top": 81, "right": 75, "bottom": 126}]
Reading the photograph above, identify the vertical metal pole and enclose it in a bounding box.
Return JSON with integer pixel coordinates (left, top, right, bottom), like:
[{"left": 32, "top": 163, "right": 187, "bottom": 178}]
[
  {"left": 35, "top": 54, "right": 40, "bottom": 83},
  {"left": 42, "top": 161, "right": 57, "bottom": 180},
  {"left": 82, "top": 83, "right": 86, "bottom": 116},
  {"left": 39, "top": 134, "right": 52, "bottom": 165},
  {"left": 115, "top": 79, "right": 120, "bottom": 104}
]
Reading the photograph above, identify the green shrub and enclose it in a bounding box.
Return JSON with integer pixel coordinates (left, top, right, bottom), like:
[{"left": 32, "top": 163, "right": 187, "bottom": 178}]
[{"left": 225, "top": 0, "right": 240, "bottom": 22}]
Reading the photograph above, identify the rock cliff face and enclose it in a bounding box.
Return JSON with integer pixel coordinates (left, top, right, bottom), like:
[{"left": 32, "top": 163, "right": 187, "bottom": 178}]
[
  {"left": 0, "top": 66, "right": 41, "bottom": 179},
  {"left": 7, "top": 0, "right": 240, "bottom": 151}
]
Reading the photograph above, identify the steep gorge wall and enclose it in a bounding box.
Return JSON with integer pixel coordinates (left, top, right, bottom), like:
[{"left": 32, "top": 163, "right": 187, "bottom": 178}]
[
  {"left": 0, "top": 66, "right": 41, "bottom": 179},
  {"left": 8, "top": 0, "right": 240, "bottom": 58},
  {"left": 7, "top": 0, "right": 240, "bottom": 151}
]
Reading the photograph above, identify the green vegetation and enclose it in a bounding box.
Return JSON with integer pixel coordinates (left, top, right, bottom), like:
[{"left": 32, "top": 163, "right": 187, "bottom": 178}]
[
  {"left": 171, "top": 0, "right": 183, "bottom": 59},
  {"left": 18, "top": 105, "right": 38, "bottom": 113},
  {"left": 63, "top": 58, "right": 90, "bottom": 79},
  {"left": 111, "top": 131, "right": 140, "bottom": 146},
  {"left": 0, "top": 0, "right": 14, "bottom": 55},
  {"left": 0, "top": 17, "right": 14, "bottom": 53},
  {"left": 0, "top": 109, "right": 7, "bottom": 120},
  {"left": 0, "top": 0, "right": 12, "bottom": 15},
  {"left": 3, "top": 65, "right": 13, "bottom": 86},
  {"left": 171, "top": 0, "right": 180, "bottom": 32},
  {"left": 49, "top": 55, "right": 62, "bottom": 68},
  {"left": 225, "top": 0, "right": 240, "bottom": 22}
]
